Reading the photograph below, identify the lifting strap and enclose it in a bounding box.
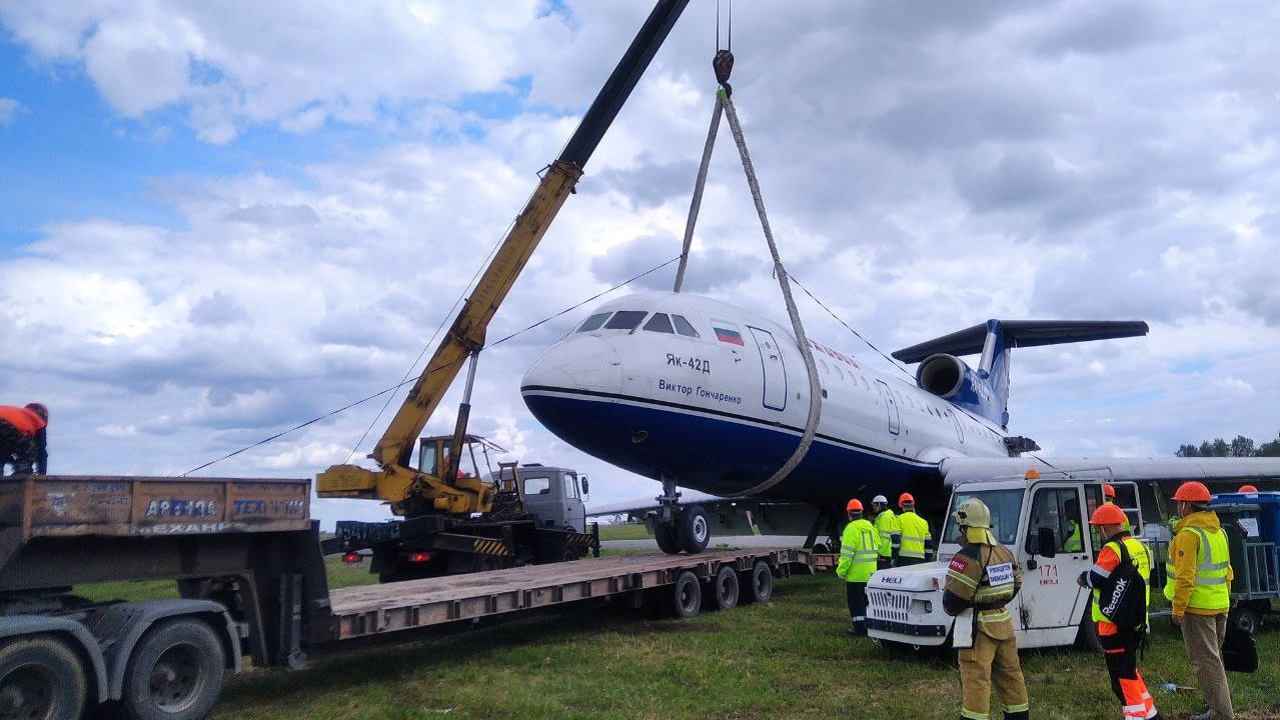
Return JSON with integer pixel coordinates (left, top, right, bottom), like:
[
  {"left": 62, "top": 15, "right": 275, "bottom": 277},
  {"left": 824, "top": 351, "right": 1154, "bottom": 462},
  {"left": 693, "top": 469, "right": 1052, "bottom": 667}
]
[{"left": 674, "top": 44, "right": 822, "bottom": 497}]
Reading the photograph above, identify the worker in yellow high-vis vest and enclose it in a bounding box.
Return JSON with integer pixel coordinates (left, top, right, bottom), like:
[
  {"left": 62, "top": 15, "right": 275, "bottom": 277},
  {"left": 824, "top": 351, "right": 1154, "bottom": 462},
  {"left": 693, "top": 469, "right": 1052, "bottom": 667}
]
[
  {"left": 896, "top": 493, "right": 933, "bottom": 566},
  {"left": 1165, "top": 481, "right": 1233, "bottom": 720},
  {"left": 871, "top": 494, "right": 901, "bottom": 569},
  {"left": 836, "top": 498, "right": 878, "bottom": 636}
]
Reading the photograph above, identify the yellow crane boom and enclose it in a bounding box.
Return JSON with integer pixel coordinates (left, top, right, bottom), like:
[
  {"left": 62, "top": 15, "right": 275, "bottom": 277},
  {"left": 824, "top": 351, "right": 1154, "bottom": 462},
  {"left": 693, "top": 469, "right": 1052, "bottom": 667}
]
[{"left": 317, "top": 0, "right": 690, "bottom": 517}]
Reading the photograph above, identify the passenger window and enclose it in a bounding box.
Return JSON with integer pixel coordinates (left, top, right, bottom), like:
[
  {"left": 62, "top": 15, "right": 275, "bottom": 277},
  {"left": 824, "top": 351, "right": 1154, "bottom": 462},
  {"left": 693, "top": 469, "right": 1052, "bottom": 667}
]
[
  {"left": 672, "top": 315, "right": 701, "bottom": 338},
  {"left": 524, "top": 476, "right": 551, "bottom": 495},
  {"left": 604, "top": 311, "right": 647, "bottom": 330},
  {"left": 643, "top": 313, "right": 675, "bottom": 333},
  {"left": 563, "top": 473, "right": 579, "bottom": 500},
  {"left": 577, "top": 312, "right": 611, "bottom": 332}
]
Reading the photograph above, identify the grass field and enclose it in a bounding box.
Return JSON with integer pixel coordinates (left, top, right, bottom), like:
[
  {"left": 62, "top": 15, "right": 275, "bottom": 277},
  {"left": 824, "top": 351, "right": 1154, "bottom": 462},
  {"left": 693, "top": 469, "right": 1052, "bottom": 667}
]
[{"left": 205, "top": 569, "right": 1280, "bottom": 720}]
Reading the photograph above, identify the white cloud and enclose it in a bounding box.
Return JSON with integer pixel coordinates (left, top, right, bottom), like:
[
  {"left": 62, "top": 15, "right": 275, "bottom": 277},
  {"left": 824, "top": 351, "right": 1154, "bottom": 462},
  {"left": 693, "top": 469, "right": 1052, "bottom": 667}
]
[{"left": 0, "top": 97, "right": 20, "bottom": 125}]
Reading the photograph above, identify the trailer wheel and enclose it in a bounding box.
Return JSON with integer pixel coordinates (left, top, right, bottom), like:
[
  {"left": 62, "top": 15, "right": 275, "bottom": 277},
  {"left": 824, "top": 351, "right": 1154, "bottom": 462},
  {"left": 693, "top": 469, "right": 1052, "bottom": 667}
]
[
  {"left": 665, "top": 571, "right": 702, "bottom": 618},
  {"left": 676, "top": 505, "right": 710, "bottom": 554},
  {"left": 705, "top": 564, "right": 740, "bottom": 611},
  {"left": 0, "top": 636, "right": 86, "bottom": 720},
  {"left": 741, "top": 560, "right": 773, "bottom": 604},
  {"left": 122, "top": 618, "right": 225, "bottom": 720}
]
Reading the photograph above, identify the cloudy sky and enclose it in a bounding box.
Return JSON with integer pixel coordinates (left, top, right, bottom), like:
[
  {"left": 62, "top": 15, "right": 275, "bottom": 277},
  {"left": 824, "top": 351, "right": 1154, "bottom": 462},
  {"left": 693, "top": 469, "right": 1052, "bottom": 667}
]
[{"left": 2, "top": 0, "right": 1277, "bottom": 528}]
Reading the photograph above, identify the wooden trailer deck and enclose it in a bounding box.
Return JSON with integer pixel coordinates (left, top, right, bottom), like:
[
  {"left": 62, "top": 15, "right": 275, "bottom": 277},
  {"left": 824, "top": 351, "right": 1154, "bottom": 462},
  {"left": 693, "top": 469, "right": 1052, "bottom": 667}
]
[{"left": 325, "top": 548, "right": 812, "bottom": 640}]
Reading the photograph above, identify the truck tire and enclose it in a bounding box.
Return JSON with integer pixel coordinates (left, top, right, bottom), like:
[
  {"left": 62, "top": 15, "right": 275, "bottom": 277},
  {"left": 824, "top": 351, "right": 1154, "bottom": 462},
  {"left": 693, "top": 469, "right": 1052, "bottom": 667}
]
[
  {"left": 741, "top": 560, "right": 774, "bottom": 604},
  {"left": 705, "top": 564, "right": 740, "bottom": 611},
  {"left": 677, "top": 505, "right": 710, "bottom": 554},
  {"left": 0, "top": 636, "right": 86, "bottom": 720},
  {"left": 121, "top": 618, "right": 225, "bottom": 720},
  {"left": 665, "top": 570, "right": 702, "bottom": 618}
]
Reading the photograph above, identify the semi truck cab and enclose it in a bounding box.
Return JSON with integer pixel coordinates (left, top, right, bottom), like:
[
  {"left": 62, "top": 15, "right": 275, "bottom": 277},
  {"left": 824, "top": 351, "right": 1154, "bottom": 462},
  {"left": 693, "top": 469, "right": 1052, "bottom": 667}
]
[{"left": 867, "top": 474, "right": 1146, "bottom": 651}]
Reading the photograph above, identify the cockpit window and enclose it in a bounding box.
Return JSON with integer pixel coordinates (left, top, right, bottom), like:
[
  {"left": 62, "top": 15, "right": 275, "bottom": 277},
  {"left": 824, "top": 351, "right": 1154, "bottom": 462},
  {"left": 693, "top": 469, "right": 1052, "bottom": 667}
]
[
  {"left": 577, "top": 312, "right": 611, "bottom": 333},
  {"left": 603, "top": 310, "right": 647, "bottom": 330},
  {"left": 643, "top": 313, "right": 675, "bottom": 334},
  {"left": 672, "top": 315, "right": 701, "bottom": 338}
]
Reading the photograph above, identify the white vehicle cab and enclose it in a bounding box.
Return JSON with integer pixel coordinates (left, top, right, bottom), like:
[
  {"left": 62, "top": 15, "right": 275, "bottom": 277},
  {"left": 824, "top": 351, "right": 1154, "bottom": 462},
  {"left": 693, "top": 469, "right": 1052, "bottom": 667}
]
[{"left": 866, "top": 472, "right": 1147, "bottom": 650}]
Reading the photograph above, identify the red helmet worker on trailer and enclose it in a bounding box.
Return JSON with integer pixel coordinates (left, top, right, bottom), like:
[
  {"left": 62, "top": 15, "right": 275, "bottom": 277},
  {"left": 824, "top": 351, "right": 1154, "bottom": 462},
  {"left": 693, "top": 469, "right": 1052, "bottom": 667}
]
[{"left": 0, "top": 403, "right": 48, "bottom": 476}]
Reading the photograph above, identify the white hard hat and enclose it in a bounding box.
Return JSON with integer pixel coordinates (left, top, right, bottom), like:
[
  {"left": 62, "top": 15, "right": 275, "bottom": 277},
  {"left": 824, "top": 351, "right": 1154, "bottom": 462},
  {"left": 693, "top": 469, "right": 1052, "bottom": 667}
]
[{"left": 872, "top": 495, "right": 888, "bottom": 505}]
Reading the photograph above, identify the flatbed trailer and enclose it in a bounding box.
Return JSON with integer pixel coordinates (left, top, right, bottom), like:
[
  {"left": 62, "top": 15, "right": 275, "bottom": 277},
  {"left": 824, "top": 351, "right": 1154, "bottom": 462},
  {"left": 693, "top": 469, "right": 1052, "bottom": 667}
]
[{"left": 0, "top": 475, "right": 811, "bottom": 720}]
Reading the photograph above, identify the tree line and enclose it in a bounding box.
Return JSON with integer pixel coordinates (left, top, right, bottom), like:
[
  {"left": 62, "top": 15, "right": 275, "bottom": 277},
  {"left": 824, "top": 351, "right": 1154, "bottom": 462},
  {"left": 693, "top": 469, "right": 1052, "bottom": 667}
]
[{"left": 1175, "top": 432, "right": 1280, "bottom": 458}]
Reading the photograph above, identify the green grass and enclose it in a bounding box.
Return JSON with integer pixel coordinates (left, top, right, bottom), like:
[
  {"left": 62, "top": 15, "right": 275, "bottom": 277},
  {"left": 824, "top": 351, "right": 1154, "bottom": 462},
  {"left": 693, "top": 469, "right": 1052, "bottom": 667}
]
[
  {"left": 208, "top": 572, "right": 1280, "bottom": 720},
  {"left": 597, "top": 522, "right": 653, "bottom": 541}
]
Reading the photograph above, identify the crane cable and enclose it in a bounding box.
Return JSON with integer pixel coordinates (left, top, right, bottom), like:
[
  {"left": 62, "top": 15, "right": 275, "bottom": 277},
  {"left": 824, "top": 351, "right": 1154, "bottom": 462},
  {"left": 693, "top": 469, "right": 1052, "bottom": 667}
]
[{"left": 672, "top": 6, "right": 823, "bottom": 497}]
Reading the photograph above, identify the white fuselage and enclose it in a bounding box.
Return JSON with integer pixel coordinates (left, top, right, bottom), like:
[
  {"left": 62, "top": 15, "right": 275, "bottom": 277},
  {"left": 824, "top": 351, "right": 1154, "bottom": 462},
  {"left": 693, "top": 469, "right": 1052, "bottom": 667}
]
[{"left": 521, "top": 292, "right": 1010, "bottom": 505}]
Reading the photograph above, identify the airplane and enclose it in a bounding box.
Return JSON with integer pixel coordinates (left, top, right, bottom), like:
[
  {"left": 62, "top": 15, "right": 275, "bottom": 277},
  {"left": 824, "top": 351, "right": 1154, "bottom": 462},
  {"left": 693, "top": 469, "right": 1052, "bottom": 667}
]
[{"left": 520, "top": 290, "right": 1280, "bottom": 554}]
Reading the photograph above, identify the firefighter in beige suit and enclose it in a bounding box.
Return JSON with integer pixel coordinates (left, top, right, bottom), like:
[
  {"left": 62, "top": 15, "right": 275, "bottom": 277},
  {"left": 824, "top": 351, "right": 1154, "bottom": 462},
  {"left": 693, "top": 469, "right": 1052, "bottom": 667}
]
[{"left": 942, "top": 498, "right": 1029, "bottom": 720}]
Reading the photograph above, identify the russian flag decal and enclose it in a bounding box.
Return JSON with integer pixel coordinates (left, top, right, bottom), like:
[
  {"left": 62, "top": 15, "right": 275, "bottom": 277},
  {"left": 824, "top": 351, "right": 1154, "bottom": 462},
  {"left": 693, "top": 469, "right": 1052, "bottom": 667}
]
[{"left": 713, "top": 326, "right": 745, "bottom": 345}]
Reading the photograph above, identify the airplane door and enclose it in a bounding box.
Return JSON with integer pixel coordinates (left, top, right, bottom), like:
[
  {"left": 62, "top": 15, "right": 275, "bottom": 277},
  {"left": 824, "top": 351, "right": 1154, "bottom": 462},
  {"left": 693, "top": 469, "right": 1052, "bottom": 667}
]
[
  {"left": 1020, "top": 485, "right": 1092, "bottom": 631},
  {"left": 874, "top": 380, "right": 901, "bottom": 435},
  {"left": 747, "top": 326, "right": 787, "bottom": 411}
]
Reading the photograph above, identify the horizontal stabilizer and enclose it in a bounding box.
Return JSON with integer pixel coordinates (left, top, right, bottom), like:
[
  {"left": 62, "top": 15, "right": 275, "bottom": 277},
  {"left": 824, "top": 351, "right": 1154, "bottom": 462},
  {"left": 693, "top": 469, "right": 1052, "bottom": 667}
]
[{"left": 892, "top": 320, "right": 1149, "bottom": 364}]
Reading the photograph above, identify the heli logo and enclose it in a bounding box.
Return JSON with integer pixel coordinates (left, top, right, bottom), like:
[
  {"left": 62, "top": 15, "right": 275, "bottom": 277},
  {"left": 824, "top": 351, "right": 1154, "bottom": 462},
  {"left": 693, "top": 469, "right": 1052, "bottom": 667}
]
[{"left": 882, "top": 576, "right": 904, "bottom": 585}]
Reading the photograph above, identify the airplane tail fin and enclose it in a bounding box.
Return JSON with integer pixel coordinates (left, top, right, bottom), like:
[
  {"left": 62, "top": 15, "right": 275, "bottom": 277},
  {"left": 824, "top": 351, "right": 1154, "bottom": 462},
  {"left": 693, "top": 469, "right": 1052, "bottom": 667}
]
[{"left": 891, "top": 320, "right": 1149, "bottom": 429}]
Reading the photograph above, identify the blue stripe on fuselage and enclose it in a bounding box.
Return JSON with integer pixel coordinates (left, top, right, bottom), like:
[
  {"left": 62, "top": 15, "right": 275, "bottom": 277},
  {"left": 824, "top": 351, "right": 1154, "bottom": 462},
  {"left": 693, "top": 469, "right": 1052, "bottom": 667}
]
[{"left": 522, "top": 386, "right": 943, "bottom": 505}]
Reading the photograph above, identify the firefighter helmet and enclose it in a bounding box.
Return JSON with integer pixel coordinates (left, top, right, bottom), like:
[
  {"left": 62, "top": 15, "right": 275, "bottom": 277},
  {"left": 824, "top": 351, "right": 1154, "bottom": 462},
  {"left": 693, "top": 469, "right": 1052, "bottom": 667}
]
[{"left": 952, "top": 498, "right": 991, "bottom": 529}]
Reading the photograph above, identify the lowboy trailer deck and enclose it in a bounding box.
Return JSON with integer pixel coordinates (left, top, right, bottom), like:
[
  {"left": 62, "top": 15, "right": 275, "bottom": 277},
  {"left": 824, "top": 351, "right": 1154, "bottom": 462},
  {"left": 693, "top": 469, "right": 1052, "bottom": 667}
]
[{"left": 0, "top": 475, "right": 811, "bottom": 720}]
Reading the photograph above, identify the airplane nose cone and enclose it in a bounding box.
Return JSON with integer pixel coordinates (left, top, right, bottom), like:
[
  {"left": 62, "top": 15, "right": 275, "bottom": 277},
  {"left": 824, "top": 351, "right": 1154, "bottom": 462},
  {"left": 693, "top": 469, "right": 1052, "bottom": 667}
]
[{"left": 521, "top": 336, "right": 622, "bottom": 398}]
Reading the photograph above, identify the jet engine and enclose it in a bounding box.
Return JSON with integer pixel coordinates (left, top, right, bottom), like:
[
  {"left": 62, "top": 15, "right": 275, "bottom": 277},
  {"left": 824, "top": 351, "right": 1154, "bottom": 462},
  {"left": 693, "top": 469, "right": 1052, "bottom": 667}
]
[{"left": 915, "top": 353, "right": 979, "bottom": 400}]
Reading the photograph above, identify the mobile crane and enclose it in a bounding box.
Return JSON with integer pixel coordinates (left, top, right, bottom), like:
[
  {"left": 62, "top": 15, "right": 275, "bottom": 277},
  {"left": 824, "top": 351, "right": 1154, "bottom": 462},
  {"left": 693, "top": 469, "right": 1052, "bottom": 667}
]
[{"left": 315, "top": 0, "right": 692, "bottom": 579}]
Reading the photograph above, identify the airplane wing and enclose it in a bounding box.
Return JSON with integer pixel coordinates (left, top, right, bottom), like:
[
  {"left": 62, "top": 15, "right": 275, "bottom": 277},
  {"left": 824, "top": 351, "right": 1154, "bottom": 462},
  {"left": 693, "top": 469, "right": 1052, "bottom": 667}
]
[
  {"left": 939, "top": 456, "right": 1280, "bottom": 487},
  {"left": 589, "top": 490, "right": 822, "bottom": 537}
]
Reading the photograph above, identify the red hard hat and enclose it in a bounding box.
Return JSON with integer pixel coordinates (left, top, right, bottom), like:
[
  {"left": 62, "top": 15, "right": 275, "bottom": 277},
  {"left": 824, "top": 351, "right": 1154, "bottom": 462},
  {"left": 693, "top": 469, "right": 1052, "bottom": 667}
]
[
  {"left": 1102, "top": 484, "right": 1116, "bottom": 498},
  {"left": 1239, "top": 485, "right": 1258, "bottom": 493},
  {"left": 1089, "top": 504, "right": 1127, "bottom": 526},
  {"left": 846, "top": 498, "right": 864, "bottom": 512},
  {"left": 898, "top": 493, "right": 915, "bottom": 507},
  {"left": 1172, "top": 481, "right": 1212, "bottom": 503}
]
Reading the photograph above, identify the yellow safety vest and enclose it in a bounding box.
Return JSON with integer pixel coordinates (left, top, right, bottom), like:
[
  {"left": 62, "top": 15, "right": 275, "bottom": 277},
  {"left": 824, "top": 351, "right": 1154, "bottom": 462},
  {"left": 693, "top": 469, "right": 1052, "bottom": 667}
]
[
  {"left": 837, "top": 518, "right": 878, "bottom": 583},
  {"left": 1163, "top": 526, "right": 1230, "bottom": 610},
  {"left": 898, "top": 511, "right": 930, "bottom": 559},
  {"left": 1090, "top": 536, "right": 1150, "bottom": 624},
  {"left": 873, "top": 509, "right": 899, "bottom": 558}
]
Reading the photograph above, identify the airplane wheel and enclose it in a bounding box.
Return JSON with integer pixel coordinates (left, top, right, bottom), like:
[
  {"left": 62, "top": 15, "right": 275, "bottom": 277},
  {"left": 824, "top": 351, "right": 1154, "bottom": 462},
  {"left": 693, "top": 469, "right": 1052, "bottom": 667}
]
[
  {"left": 704, "top": 564, "right": 740, "bottom": 611},
  {"left": 677, "top": 505, "right": 710, "bottom": 554},
  {"left": 654, "top": 521, "right": 680, "bottom": 554},
  {"left": 741, "top": 560, "right": 774, "bottom": 604},
  {"left": 665, "top": 570, "right": 702, "bottom": 618}
]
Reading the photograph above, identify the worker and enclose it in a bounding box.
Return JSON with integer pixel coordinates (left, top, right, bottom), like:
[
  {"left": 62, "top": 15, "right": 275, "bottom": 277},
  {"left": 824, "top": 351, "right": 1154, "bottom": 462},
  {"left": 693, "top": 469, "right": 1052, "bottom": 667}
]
[
  {"left": 1103, "top": 483, "right": 1132, "bottom": 533},
  {"left": 0, "top": 403, "right": 48, "bottom": 476},
  {"left": 1077, "top": 503, "right": 1163, "bottom": 720},
  {"left": 870, "top": 494, "right": 901, "bottom": 569},
  {"left": 1238, "top": 485, "right": 1258, "bottom": 493},
  {"left": 942, "top": 497, "right": 1029, "bottom": 720},
  {"left": 1062, "top": 496, "right": 1084, "bottom": 552},
  {"left": 836, "top": 498, "right": 878, "bottom": 636},
  {"left": 1164, "top": 481, "right": 1233, "bottom": 720},
  {"left": 896, "top": 493, "right": 933, "bottom": 565}
]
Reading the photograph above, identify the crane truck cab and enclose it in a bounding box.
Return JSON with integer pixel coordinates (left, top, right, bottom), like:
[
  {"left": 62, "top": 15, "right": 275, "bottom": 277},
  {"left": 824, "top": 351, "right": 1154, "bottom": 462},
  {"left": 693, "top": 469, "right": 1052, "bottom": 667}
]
[{"left": 866, "top": 473, "right": 1147, "bottom": 651}]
